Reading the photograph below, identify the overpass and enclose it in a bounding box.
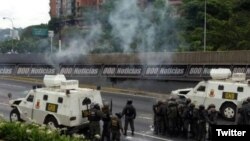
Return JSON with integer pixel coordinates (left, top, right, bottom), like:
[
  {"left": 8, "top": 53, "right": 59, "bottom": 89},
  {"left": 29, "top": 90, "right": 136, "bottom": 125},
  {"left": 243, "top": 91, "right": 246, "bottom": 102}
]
[{"left": 0, "top": 51, "right": 249, "bottom": 93}]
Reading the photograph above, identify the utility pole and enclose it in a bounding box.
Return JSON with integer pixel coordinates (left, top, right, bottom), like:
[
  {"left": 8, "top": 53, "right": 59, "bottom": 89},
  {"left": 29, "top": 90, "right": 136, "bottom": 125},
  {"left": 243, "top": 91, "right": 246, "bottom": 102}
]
[
  {"left": 48, "top": 30, "right": 54, "bottom": 53},
  {"left": 204, "top": 0, "right": 207, "bottom": 52},
  {"left": 3, "top": 17, "right": 14, "bottom": 53},
  {"left": 59, "top": 0, "right": 63, "bottom": 52}
]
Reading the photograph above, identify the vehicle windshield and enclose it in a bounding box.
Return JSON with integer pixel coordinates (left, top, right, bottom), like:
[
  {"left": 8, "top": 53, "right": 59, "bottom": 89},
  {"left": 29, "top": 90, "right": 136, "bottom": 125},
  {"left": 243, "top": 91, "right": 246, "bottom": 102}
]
[{"left": 22, "top": 90, "right": 30, "bottom": 97}]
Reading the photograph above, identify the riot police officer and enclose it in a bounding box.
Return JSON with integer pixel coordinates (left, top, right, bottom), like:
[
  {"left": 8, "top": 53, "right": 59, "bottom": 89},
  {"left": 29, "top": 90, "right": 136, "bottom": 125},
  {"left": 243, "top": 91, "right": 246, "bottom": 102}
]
[
  {"left": 237, "top": 100, "right": 248, "bottom": 125},
  {"left": 153, "top": 101, "right": 159, "bottom": 134},
  {"left": 101, "top": 103, "right": 111, "bottom": 141},
  {"left": 111, "top": 113, "right": 123, "bottom": 141},
  {"left": 197, "top": 104, "right": 208, "bottom": 141},
  {"left": 183, "top": 103, "right": 197, "bottom": 139},
  {"left": 88, "top": 103, "right": 104, "bottom": 139},
  {"left": 207, "top": 104, "right": 217, "bottom": 140},
  {"left": 167, "top": 97, "right": 178, "bottom": 137},
  {"left": 182, "top": 98, "right": 192, "bottom": 138},
  {"left": 177, "top": 100, "right": 185, "bottom": 136},
  {"left": 153, "top": 100, "right": 165, "bottom": 135},
  {"left": 122, "top": 99, "right": 136, "bottom": 136},
  {"left": 241, "top": 97, "right": 250, "bottom": 125}
]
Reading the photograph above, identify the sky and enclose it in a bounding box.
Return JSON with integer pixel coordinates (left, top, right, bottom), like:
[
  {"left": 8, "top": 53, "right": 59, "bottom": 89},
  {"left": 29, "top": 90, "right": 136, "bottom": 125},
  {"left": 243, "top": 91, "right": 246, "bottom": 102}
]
[{"left": 0, "top": 0, "right": 50, "bottom": 29}]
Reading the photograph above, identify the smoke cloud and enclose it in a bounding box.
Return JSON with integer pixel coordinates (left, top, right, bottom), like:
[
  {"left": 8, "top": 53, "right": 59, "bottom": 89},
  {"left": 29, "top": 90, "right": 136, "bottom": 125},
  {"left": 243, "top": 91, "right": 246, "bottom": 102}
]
[
  {"left": 46, "top": 0, "right": 182, "bottom": 66},
  {"left": 55, "top": 23, "right": 102, "bottom": 60},
  {"left": 109, "top": 0, "right": 140, "bottom": 52}
]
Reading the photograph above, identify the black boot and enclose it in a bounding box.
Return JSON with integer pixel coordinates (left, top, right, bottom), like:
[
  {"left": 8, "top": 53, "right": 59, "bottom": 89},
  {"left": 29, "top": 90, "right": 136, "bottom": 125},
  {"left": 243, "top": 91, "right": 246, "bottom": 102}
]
[{"left": 123, "top": 131, "right": 127, "bottom": 136}]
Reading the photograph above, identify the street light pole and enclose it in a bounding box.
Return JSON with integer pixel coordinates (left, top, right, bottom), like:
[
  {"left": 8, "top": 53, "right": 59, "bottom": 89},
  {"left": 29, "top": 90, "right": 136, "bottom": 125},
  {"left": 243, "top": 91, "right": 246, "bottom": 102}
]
[
  {"left": 48, "top": 30, "right": 54, "bottom": 53},
  {"left": 204, "top": 0, "right": 207, "bottom": 52},
  {"left": 3, "top": 17, "right": 14, "bottom": 29},
  {"left": 3, "top": 17, "right": 14, "bottom": 53}
]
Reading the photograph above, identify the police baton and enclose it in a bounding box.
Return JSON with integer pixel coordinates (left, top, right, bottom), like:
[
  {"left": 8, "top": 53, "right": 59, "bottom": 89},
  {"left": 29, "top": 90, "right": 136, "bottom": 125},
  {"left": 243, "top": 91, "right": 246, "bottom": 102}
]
[{"left": 110, "top": 99, "right": 113, "bottom": 115}]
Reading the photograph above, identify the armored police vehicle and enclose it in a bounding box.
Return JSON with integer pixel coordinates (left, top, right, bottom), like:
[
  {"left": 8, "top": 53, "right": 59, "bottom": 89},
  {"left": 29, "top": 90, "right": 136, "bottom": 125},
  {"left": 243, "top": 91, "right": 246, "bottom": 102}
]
[
  {"left": 9, "top": 74, "right": 103, "bottom": 130},
  {"left": 171, "top": 68, "right": 250, "bottom": 121}
]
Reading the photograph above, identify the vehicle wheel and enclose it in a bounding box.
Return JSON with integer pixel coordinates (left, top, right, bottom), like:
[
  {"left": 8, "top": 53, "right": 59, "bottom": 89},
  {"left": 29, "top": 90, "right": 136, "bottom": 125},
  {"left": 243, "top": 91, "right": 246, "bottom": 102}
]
[
  {"left": 44, "top": 116, "right": 59, "bottom": 129},
  {"left": 10, "top": 108, "right": 22, "bottom": 122},
  {"left": 221, "top": 103, "right": 236, "bottom": 121}
]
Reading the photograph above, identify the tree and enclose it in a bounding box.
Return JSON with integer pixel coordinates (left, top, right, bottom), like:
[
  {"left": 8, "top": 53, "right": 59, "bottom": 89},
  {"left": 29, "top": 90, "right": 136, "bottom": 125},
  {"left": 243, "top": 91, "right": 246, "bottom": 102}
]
[{"left": 181, "top": 0, "right": 250, "bottom": 51}]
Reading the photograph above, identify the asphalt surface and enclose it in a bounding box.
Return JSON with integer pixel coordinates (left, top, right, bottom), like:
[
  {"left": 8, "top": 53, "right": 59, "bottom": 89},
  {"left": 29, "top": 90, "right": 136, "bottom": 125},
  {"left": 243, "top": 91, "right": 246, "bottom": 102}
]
[{"left": 0, "top": 79, "right": 235, "bottom": 141}]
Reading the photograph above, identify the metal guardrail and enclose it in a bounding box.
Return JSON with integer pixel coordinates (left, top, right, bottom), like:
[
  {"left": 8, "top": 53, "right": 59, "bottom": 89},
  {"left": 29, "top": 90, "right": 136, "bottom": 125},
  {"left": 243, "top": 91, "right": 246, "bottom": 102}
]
[
  {"left": 0, "top": 63, "right": 249, "bottom": 81},
  {"left": 0, "top": 51, "right": 250, "bottom": 81},
  {"left": 1, "top": 50, "right": 250, "bottom": 64}
]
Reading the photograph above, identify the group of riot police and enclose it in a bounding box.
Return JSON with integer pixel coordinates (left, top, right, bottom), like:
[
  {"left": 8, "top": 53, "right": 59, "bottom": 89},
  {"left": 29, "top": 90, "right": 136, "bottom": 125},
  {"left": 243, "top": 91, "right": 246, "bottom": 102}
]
[
  {"left": 237, "top": 97, "right": 250, "bottom": 125},
  {"left": 153, "top": 96, "right": 217, "bottom": 141},
  {"left": 85, "top": 95, "right": 250, "bottom": 141},
  {"left": 87, "top": 99, "right": 136, "bottom": 141},
  {"left": 153, "top": 96, "right": 250, "bottom": 141}
]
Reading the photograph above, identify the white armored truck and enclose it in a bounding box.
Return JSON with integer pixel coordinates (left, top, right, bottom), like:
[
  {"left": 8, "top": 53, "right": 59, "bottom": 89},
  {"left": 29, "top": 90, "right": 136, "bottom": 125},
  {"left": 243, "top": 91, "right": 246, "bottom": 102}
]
[
  {"left": 171, "top": 68, "right": 250, "bottom": 121},
  {"left": 9, "top": 74, "right": 103, "bottom": 130}
]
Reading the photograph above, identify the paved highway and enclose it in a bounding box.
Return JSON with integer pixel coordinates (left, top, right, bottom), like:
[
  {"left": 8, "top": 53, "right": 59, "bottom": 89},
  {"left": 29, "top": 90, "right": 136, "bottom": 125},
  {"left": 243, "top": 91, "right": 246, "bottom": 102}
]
[{"left": 0, "top": 79, "right": 234, "bottom": 141}]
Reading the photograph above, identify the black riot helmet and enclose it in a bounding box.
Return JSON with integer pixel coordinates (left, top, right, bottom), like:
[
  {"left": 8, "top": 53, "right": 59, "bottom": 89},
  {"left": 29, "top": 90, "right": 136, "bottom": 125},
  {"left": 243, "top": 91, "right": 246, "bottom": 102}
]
[
  {"left": 186, "top": 98, "right": 191, "bottom": 105},
  {"left": 199, "top": 104, "right": 205, "bottom": 110},
  {"left": 247, "top": 97, "right": 250, "bottom": 103},
  {"left": 207, "top": 104, "right": 216, "bottom": 110},
  {"left": 190, "top": 103, "right": 195, "bottom": 108},
  {"left": 127, "top": 99, "right": 133, "bottom": 105},
  {"left": 94, "top": 103, "right": 100, "bottom": 110}
]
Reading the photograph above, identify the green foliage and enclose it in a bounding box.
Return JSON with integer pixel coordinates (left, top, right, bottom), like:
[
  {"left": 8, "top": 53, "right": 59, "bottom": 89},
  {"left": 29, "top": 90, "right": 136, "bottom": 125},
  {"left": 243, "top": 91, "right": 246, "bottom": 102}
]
[
  {"left": 0, "top": 121, "right": 86, "bottom": 141},
  {"left": 48, "top": 18, "right": 61, "bottom": 33},
  {"left": 0, "top": 24, "right": 50, "bottom": 53},
  {"left": 1, "top": 0, "right": 250, "bottom": 53},
  {"left": 181, "top": 0, "right": 250, "bottom": 51}
]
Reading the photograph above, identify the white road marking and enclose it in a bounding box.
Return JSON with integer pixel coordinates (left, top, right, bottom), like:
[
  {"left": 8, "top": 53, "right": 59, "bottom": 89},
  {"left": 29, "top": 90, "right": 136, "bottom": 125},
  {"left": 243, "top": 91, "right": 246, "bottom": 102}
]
[
  {"left": 0, "top": 103, "right": 9, "bottom": 106},
  {"left": 127, "top": 131, "right": 173, "bottom": 141},
  {"left": 102, "top": 90, "right": 158, "bottom": 99},
  {"left": 138, "top": 116, "right": 152, "bottom": 120},
  {"left": 0, "top": 83, "right": 25, "bottom": 88},
  {"left": 150, "top": 125, "right": 154, "bottom": 131}
]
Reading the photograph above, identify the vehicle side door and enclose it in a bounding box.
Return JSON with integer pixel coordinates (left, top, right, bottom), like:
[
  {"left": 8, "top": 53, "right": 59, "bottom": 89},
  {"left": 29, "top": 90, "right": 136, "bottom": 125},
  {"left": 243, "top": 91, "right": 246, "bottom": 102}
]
[
  {"left": 192, "top": 83, "right": 207, "bottom": 107},
  {"left": 19, "top": 92, "right": 35, "bottom": 119}
]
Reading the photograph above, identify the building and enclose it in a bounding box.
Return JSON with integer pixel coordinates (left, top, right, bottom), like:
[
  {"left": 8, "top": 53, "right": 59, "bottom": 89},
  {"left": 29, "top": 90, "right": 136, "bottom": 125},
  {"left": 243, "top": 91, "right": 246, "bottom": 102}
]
[
  {"left": 50, "top": 0, "right": 58, "bottom": 17},
  {"left": 50, "top": 0, "right": 75, "bottom": 18},
  {"left": 50, "top": 0, "right": 104, "bottom": 18},
  {"left": 50, "top": 0, "right": 182, "bottom": 18},
  {"left": 75, "top": 0, "right": 103, "bottom": 17},
  {"left": 49, "top": 0, "right": 182, "bottom": 26}
]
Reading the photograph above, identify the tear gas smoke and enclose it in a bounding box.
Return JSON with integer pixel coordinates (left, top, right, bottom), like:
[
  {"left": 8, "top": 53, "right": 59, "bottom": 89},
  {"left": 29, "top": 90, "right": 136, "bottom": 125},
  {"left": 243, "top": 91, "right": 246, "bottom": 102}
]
[{"left": 46, "top": 0, "right": 181, "bottom": 67}]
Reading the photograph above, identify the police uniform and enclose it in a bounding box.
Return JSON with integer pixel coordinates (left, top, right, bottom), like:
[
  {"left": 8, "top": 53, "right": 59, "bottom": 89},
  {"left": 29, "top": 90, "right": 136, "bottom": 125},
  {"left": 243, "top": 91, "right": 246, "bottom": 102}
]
[
  {"left": 237, "top": 100, "right": 248, "bottom": 125},
  {"left": 88, "top": 104, "right": 103, "bottom": 139},
  {"left": 153, "top": 102, "right": 159, "bottom": 134},
  {"left": 154, "top": 101, "right": 165, "bottom": 135},
  {"left": 167, "top": 97, "right": 178, "bottom": 136},
  {"left": 197, "top": 105, "right": 208, "bottom": 141},
  {"left": 177, "top": 101, "right": 185, "bottom": 136},
  {"left": 122, "top": 100, "right": 136, "bottom": 136},
  {"left": 101, "top": 104, "right": 111, "bottom": 141},
  {"left": 207, "top": 104, "right": 217, "bottom": 140},
  {"left": 183, "top": 103, "right": 197, "bottom": 139},
  {"left": 111, "top": 113, "right": 123, "bottom": 141},
  {"left": 241, "top": 97, "right": 250, "bottom": 125}
]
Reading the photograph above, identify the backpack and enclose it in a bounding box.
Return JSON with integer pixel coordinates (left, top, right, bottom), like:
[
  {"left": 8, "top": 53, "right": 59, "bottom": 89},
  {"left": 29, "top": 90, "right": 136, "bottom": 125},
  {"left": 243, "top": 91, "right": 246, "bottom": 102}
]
[
  {"left": 111, "top": 117, "right": 120, "bottom": 129},
  {"left": 88, "top": 109, "right": 101, "bottom": 121},
  {"left": 168, "top": 103, "right": 178, "bottom": 118},
  {"left": 125, "top": 106, "right": 134, "bottom": 117}
]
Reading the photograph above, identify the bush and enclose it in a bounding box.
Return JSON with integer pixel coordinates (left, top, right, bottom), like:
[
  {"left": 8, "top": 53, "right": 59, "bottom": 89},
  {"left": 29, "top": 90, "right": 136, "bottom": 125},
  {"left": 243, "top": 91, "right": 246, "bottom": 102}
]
[{"left": 0, "top": 120, "right": 86, "bottom": 141}]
